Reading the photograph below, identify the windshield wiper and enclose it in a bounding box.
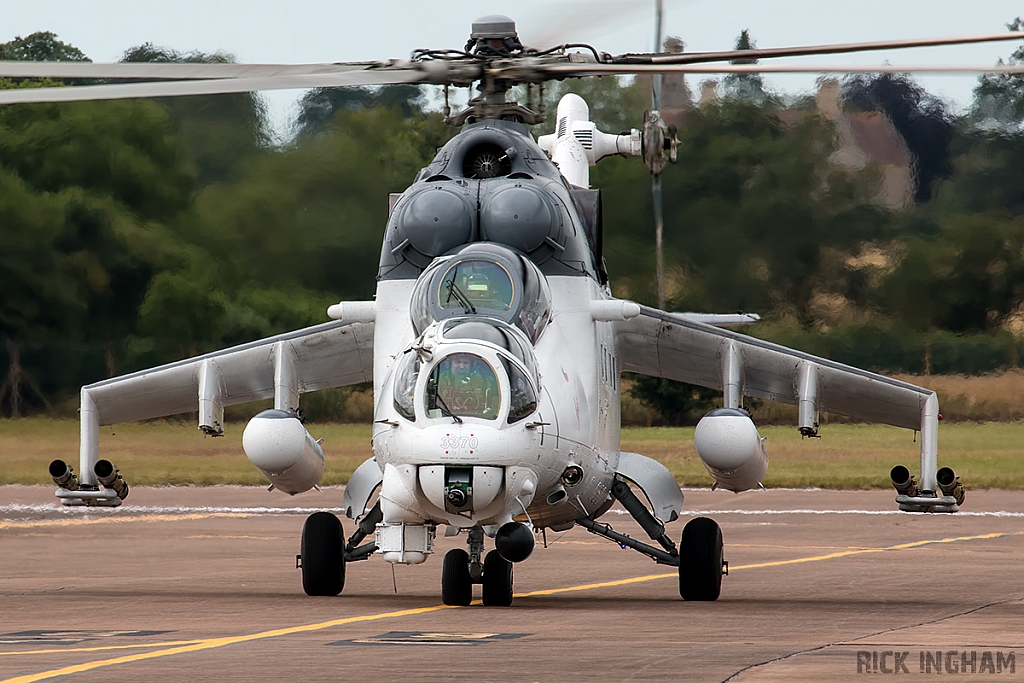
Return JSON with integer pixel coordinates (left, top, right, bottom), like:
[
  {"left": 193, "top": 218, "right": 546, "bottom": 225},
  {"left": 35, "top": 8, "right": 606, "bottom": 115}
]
[
  {"left": 444, "top": 269, "right": 476, "bottom": 314},
  {"left": 433, "top": 391, "right": 463, "bottom": 424}
]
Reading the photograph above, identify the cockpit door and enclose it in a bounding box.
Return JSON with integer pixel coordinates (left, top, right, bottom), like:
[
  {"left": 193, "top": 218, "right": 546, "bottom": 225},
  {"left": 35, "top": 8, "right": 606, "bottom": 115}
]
[{"left": 537, "top": 383, "right": 560, "bottom": 449}]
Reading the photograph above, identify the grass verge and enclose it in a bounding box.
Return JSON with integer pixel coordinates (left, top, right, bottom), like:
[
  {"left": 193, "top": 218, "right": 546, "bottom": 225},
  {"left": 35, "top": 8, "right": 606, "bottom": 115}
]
[
  {"left": 1, "top": 418, "right": 1020, "bottom": 489},
  {"left": 623, "top": 422, "right": 1024, "bottom": 489}
]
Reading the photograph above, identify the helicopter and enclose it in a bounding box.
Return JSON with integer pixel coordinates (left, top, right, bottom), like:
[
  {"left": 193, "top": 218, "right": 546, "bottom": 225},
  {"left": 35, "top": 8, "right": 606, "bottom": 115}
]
[{"left": 6, "top": 14, "right": 1022, "bottom": 606}]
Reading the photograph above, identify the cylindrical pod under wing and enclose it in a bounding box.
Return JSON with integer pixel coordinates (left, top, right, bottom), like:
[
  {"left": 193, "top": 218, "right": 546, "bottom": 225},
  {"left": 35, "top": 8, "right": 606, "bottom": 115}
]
[
  {"left": 242, "top": 409, "right": 324, "bottom": 495},
  {"left": 693, "top": 408, "right": 768, "bottom": 493}
]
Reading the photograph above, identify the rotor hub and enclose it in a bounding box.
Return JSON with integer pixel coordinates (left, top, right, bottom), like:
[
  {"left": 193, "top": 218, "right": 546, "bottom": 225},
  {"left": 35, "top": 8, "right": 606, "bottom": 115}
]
[
  {"left": 470, "top": 15, "right": 518, "bottom": 41},
  {"left": 466, "top": 14, "right": 525, "bottom": 57}
]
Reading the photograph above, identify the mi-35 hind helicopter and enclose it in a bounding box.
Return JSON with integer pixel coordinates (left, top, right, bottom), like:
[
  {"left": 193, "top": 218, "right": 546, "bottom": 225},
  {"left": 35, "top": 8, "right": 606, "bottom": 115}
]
[{"left": 6, "top": 15, "right": 1022, "bottom": 606}]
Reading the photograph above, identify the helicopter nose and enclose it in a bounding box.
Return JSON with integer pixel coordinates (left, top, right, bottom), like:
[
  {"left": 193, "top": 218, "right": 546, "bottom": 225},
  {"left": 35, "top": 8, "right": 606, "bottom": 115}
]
[{"left": 417, "top": 461, "right": 538, "bottom": 521}]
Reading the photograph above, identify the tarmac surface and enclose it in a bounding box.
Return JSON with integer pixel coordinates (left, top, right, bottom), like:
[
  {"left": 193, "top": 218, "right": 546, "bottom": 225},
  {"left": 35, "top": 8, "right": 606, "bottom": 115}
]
[{"left": 0, "top": 485, "right": 1022, "bottom": 682}]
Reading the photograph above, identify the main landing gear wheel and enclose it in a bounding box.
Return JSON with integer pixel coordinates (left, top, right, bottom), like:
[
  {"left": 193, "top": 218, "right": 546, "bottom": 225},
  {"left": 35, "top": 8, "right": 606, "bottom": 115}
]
[
  {"left": 678, "top": 516, "right": 724, "bottom": 601},
  {"left": 301, "top": 511, "right": 346, "bottom": 596},
  {"left": 482, "top": 550, "right": 513, "bottom": 606},
  {"left": 442, "top": 548, "right": 473, "bottom": 606}
]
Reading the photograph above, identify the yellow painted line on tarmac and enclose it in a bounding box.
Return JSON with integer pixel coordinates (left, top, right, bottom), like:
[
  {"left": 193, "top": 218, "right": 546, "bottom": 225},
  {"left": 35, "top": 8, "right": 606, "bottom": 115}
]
[
  {"left": 728, "top": 544, "right": 877, "bottom": 550},
  {"left": 0, "top": 513, "right": 252, "bottom": 530},
  {"left": 548, "top": 540, "right": 605, "bottom": 546},
  {"left": 0, "top": 606, "right": 459, "bottom": 683},
  {"left": 517, "top": 531, "right": 1019, "bottom": 596},
  {"left": 185, "top": 535, "right": 280, "bottom": 540},
  {"left": 515, "top": 572, "right": 673, "bottom": 597},
  {"left": 728, "top": 531, "right": 1019, "bottom": 571},
  {"left": 3, "top": 529, "right": 1019, "bottom": 683}
]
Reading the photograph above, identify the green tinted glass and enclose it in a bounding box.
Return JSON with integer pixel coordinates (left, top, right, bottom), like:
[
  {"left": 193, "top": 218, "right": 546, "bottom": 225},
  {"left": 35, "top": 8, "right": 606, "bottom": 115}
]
[
  {"left": 425, "top": 353, "right": 500, "bottom": 420},
  {"left": 439, "top": 260, "right": 514, "bottom": 311}
]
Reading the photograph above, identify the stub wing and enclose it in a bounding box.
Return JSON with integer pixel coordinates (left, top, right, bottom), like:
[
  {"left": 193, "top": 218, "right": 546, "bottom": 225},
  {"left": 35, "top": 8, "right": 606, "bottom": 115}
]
[
  {"left": 614, "top": 305, "right": 934, "bottom": 431},
  {"left": 83, "top": 319, "right": 374, "bottom": 428}
]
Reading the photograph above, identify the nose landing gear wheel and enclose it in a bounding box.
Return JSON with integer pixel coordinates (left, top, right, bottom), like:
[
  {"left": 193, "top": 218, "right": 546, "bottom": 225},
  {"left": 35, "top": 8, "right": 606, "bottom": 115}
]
[
  {"left": 678, "top": 516, "right": 724, "bottom": 601},
  {"left": 301, "top": 511, "right": 345, "bottom": 596},
  {"left": 481, "top": 550, "right": 513, "bottom": 606},
  {"left": 442, "top": 548, "right": 473, "bottom": 606}
]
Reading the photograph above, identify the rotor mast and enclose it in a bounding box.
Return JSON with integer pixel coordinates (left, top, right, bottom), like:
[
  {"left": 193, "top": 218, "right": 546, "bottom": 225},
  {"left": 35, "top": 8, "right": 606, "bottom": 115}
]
[{"left": 444, "top": 15, "right": 545, "bottom": 126}]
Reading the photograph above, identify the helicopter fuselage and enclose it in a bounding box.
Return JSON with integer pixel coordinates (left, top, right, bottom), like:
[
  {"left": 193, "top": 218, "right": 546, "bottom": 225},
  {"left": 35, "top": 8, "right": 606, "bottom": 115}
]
[
  {"left": 365, "top": 118, "right": 623, "bottom": 562},
  {"left": 45, "top": 14, "right": 971, "bottom": 605}
]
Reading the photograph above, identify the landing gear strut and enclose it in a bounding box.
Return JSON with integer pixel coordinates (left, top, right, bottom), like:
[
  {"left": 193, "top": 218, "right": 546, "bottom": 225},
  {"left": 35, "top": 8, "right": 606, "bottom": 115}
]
[{"left": 576, "top": 477, "right": 727, "bottom": 601}]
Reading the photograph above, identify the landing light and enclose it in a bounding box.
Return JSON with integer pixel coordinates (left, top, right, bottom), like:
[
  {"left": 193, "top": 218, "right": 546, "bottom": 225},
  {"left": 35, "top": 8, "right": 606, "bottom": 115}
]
[{"left": 561, "top": 465, "right": 584, "bottom": 487}]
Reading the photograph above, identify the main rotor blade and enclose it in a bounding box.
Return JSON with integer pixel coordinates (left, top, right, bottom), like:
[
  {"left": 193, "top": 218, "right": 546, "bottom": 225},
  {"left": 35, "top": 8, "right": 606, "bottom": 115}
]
[
  {"left": 0, "top": 60, "right": 382, "bottom": 80},
  {"left": 0, "top": 67, "right": 426, "bottom": 104},
  {"left": 540, "top": 63, "right": 1024, "bottom": 77},
  {"left": 613, "top": 31, "right": 1024, "bottom": 65}
]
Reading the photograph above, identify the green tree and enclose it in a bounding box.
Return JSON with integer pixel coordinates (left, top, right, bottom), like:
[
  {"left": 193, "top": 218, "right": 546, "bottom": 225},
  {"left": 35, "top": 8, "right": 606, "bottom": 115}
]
[
  {"left": 0, "top": 100, "right": 194, "bottom": 219},
  {"left": 0, "top": 171, "right": 75, "bottom": 415},
  {"left": 296, "top": 85, "right": 428, "bottom": 136},
  {"left": 0, "top": 32, "right": 89, "bottom": 63},
  {"left": 842, "top": 74, "right": 954, "bottom": 202},
  {"left": 0, "top": 161, "right": 191, "bottom": 414},
  {"left": 603, "top": 98, "right": 888, "bottom": 321},
  {"left": 878, "top": 213, "right": 1024, "bottom": 333},
  {"left": 627, "top": 375, "right": 720, "bottom": 426},
  {"left": 875, "top": 34, "right": 1024, "bottom": 336},
  {"left": 0, "top": 52, "right": 197, "bottom": 413},
  {"left": 132, "top": 106, "right": 451, "bottom": 362},
  {"left": 969, "top": 17, "right": 1024, "bottom": 129},
  {"left": 121, "top": 43, "right": 272, "bottom": 186},
  {"left": 723, "top": 30, "right": 775, "bottom": 106}
]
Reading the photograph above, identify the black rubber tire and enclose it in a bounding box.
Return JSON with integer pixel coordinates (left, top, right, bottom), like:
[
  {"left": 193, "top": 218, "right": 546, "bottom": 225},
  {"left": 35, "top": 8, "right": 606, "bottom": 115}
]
[
  {"left": 481, "top": 550, "right": 514, "bottom": 607},
  {"left": 678, "top": 516, "right": 724, "bottom": 601},
  {"left": 441, "top": 548, "right": 473, "bottom": 606},
  {"left": 301, "top": 511, "right": 345, "bottom": 596}
]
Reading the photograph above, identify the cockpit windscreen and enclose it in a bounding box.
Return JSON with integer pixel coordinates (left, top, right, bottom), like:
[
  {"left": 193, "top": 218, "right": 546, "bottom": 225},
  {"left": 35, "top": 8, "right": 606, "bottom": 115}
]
[
  {"left": 425, "top": 353, "right": 501, "bottom": 421},
  {"left": 438, "top": 260, "right": 514, "bottom": 313}
]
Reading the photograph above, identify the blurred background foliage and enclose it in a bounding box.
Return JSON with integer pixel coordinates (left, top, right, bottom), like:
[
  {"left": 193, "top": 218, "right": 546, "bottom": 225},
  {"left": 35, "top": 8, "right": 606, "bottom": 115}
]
[{"left": 1, "top": 26, "right": 1022, "bottom": 425}]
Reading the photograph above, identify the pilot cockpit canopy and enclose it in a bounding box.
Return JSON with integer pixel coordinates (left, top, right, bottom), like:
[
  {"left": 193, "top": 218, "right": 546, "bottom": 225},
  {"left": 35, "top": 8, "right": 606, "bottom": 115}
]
[{"left": 410, "top": 243, "right": 551, "bottom": 343}]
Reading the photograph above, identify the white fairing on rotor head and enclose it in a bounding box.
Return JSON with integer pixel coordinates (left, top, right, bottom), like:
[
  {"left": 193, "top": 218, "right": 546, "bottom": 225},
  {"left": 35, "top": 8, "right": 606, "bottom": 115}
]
[
  {"left": 548, "top": 130, "right": 590, "bottom": 188},
  {"left": 693, "top": 408, "right": 768, "bottom": 493},
  {"left": 537, "top": 93, "right": 641, "bottom": 189},
  {"left": 242, "top": 410, "right": 325, "bottom": 495}
]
